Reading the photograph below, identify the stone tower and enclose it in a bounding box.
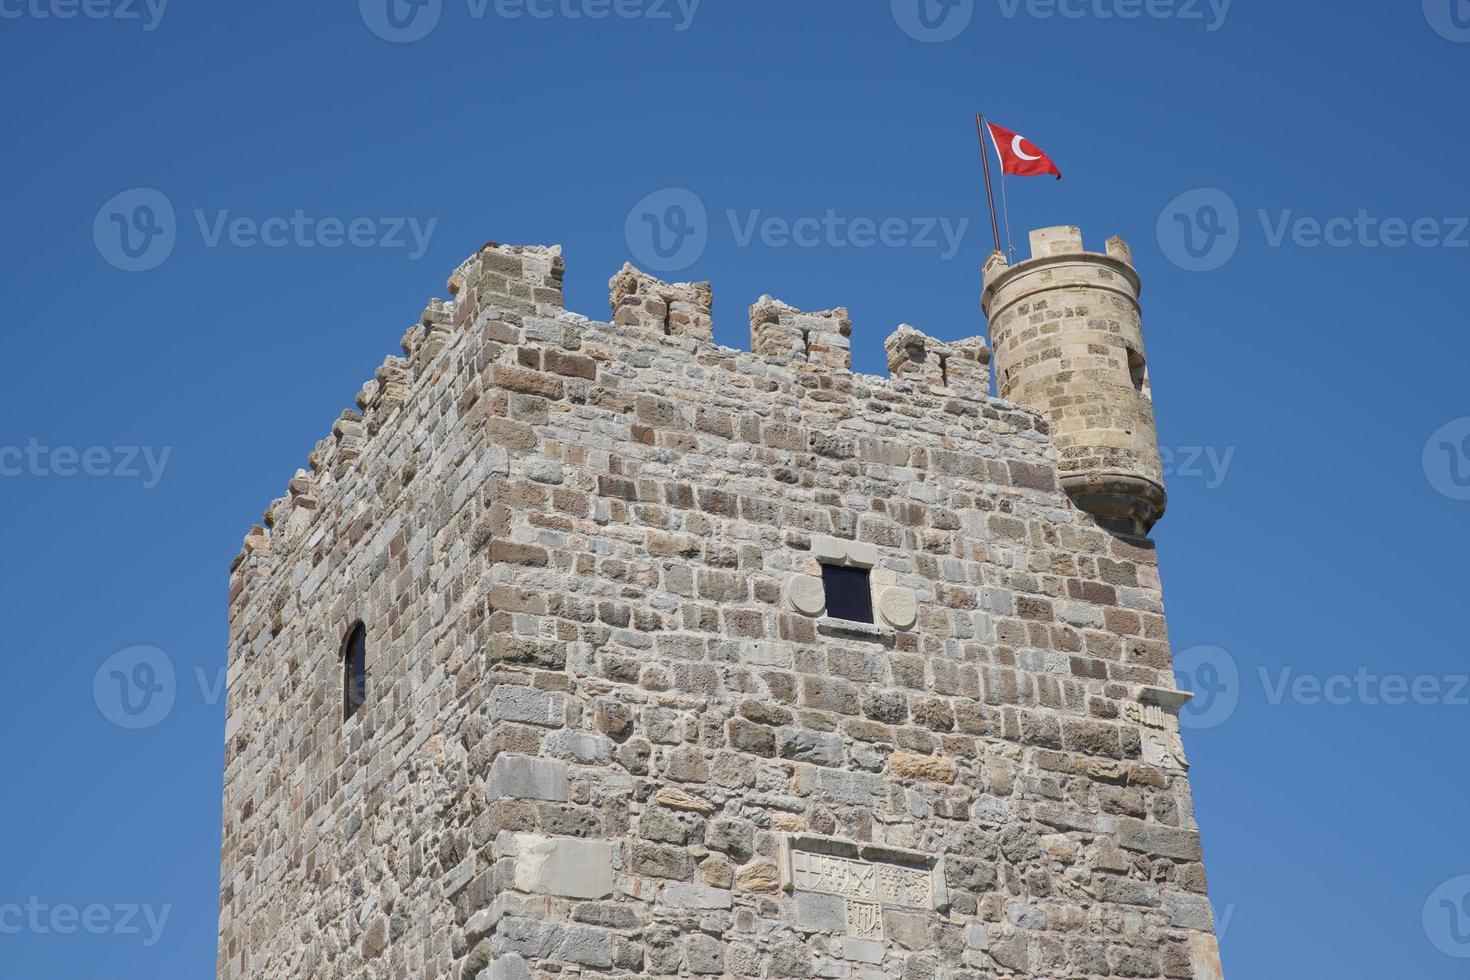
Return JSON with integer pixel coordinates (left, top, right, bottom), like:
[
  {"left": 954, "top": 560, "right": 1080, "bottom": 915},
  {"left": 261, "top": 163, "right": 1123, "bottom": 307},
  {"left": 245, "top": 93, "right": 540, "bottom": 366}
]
[
  {"left": 983, "top": 227, "right": 1166, "bottom": 536},
  {"left": 219, "top": 230, "right": 1226, "bottom": 980}
]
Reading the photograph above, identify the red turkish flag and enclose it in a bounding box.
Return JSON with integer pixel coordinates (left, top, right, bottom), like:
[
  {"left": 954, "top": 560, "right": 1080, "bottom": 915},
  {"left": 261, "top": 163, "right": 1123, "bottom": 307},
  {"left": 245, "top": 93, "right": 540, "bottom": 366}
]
[{"left": 987, "top": 121, "right": 1062, "bottom": 180}]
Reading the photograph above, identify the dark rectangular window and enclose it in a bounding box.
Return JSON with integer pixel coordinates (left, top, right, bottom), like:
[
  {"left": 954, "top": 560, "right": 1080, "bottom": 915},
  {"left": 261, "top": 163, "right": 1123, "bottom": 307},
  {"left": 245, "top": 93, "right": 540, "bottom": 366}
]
[
  {"left": 821, "top": 564, "right": 873, "bottom": 624},
  {"left": 343, "top": 623, "right": 367, "bottom": 722}
]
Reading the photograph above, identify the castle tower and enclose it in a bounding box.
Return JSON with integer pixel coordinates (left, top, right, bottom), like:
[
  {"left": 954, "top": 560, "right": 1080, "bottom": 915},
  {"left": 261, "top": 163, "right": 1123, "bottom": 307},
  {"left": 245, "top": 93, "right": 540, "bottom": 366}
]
[
  {"left": 983, "top": 226, "right": 1166, "bottom": 536},
  {"left": 220, "top": 235, "right": 1226, "bottom": 980}
]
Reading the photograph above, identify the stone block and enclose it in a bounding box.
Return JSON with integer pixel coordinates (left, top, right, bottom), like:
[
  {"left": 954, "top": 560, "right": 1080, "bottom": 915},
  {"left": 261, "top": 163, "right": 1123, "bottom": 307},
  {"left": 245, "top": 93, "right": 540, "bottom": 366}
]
[
  {"left": 501, "top": 833, "right": 614, "bottom": 899},
  {"left": 796, "top": 890, "right": 847, "bottom": 932},
  {"left": 486, "top": 754, "right": 568, "bottom": 803},
  {"left": 811, "top": 534, "right": 846, "bottom": 563},
  {"left": 480, "top": 954, "right": 529, "bottom": 980},
  {"left": 544, "top": 729, "right": 613, "bottom": 764},
  {"left": 488, "top": 687, "right": 565, "bottom": 728},
  {"left": 889, "top": 752, "right": 957, "bottom": 784},
  {"left": 778, "top": 728, "right": 845, "bottom": 767},
  {"left": 1115, "top": 818, "right": 1204, "bottom": 861},
  {"left": 687, "top": 933, "right": 726, "bottom": 975},
  {"left": 1163, "top": 891, "right": 1214, "bottom": 931},
  {"left": 663, "top": 883, "right": 733, "bottom": 910},
  {"left": 558, "top": 926, "right": 615, "bottom": 968},
  {"left": 1094, "top": 874, "right": 1160, "bottom": 907},
  {"left": 796, "top": 767, "right": 887, "bottom": 807},
  {"left": 736, "top": 863, "right": 781, "bottom": 893},
  {"left": 1189, "top": 932, "right": 1225, "bottom": 980},
  {"left": 653, "top": 787, "right": 715, "bottom": 813}
]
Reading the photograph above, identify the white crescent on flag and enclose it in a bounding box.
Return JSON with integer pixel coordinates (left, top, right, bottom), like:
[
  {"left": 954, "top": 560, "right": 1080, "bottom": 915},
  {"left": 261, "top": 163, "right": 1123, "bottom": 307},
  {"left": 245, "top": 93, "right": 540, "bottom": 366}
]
[{"left": 1011, "top": 135, "right": 1042, "bottom": 161}]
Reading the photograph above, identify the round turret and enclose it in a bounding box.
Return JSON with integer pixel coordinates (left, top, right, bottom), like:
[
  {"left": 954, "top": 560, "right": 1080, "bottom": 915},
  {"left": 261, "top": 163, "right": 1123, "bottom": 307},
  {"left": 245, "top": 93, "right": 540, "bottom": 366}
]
[{"left": 982, "top": 226, "right": 1166, "bottom": 535}]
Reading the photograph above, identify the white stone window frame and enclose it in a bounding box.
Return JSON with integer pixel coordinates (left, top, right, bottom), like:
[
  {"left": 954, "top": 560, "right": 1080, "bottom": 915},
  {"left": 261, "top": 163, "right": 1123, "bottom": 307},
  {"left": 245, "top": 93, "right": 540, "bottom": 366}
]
[{"left": 785, "top": 535, "right": 919, "bottom": 635}]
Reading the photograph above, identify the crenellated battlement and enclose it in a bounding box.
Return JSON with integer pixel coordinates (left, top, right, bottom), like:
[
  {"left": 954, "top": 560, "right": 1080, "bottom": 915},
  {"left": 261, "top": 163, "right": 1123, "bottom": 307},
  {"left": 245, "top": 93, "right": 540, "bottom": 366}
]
[
  {"left": 749, "top": 295, "right": 853, "bottom": 373},
  {"left": 609, "top": 263, "right": 714, "bottom": 343},
  {"left": 229, "top": 241, "right": 1012, "bottom": 582},
  {"left": 883, "top": 323, "right": 992, "bottom": 392}
]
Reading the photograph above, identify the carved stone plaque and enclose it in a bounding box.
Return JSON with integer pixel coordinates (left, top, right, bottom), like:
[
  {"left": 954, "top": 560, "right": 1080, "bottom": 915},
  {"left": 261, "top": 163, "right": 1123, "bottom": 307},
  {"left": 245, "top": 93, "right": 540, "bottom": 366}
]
[
  {"left": 877, "top": 863, "right": 932, "bottom": 908},
  {"left": 846, "top": 900, "right": 884, "bottom": 940},
  {"left": 1128, "top": 687, "right": 1191, "bottom": 773},
  {"left": 780, "top": 834, "right": 948, "bottom": 939},
  {"left": 1142, "top": 728, "right": 1189, "bottom": 772},
  {"left": 877, "top": 587, "right": 918, "bottom": 629},
  {"left": 787, "top": 574, "right": 826, "bottom": 616},
  {"left": 1123, "top": 701, "right": 1166, "bottom": 728},
  {"left": 791, "top": 850, "right": 879, "bottom": 901}
]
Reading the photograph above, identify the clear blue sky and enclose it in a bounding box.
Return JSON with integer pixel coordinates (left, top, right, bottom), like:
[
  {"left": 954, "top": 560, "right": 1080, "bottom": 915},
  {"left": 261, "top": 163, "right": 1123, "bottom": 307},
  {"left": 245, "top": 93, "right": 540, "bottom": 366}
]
[{"left": 3, "top": 1, "right": 1467, "bottom": 976}]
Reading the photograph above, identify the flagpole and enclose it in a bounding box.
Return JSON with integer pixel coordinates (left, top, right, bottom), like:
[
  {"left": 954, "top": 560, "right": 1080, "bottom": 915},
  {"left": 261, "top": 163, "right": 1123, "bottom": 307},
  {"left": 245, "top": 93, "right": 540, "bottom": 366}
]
[
  {"left": 999, "top": 169, "right": 1015, "bottom": 259},
  {"left": 976, "top": 114, "right": 1002, "bottom": 256}
]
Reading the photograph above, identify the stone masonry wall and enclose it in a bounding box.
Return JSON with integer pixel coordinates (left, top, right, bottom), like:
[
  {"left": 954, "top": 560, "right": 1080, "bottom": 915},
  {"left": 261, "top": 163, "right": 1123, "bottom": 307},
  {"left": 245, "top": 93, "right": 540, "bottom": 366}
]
[{"left": 219, "top": 239, "right": 1226, "bottom": 980}]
